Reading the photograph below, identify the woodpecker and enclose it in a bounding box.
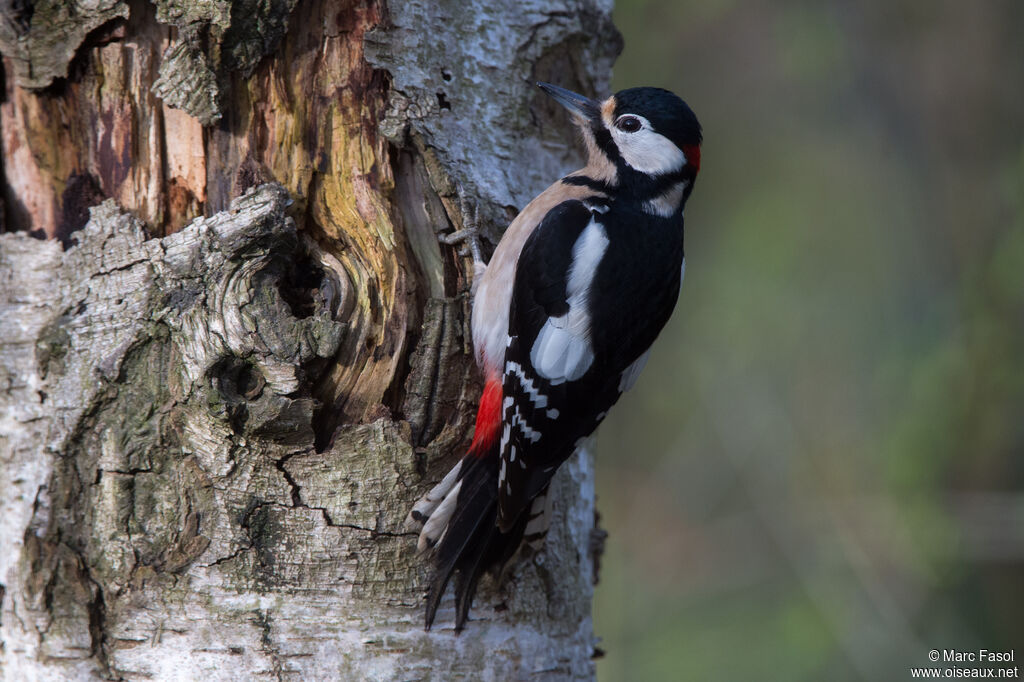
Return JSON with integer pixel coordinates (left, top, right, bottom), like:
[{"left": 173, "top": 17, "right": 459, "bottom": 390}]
[{"left": 408, "top": 82, "right": 702, "bottom": 631}]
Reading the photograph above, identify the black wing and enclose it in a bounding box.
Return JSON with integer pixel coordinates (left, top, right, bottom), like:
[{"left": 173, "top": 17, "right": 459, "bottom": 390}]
[{"left": 496, "top": 199, "right": 685, "bottom": 530}]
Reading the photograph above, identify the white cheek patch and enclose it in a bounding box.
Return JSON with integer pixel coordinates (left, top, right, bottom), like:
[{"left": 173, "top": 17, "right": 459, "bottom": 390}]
[
  {"left": 611, "top": 115, "right": 686, "bottom": 176},
  {"left": 529, "top": 220, "right": 609, "bottom": 384}
]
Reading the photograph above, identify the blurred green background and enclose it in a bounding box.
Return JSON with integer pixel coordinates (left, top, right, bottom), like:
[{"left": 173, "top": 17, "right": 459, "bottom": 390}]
[{"left": 594, "top": 1, "right": 1024, "bottom": 680}]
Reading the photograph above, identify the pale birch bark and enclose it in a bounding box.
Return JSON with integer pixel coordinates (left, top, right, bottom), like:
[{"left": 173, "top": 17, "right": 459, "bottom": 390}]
[{"left": 0, "top": 0, "right": 619, "bottom": 679}]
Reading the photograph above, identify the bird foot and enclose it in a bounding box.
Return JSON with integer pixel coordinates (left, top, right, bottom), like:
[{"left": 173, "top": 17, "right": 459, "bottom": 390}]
[{"left": 440, "top": 187, "right": 487, "bottom": 274}]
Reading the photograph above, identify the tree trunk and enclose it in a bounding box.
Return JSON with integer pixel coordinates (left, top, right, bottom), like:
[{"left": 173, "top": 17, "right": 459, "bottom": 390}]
[{"left": 0, "top": 0, "right": 619, "bottom": 679}]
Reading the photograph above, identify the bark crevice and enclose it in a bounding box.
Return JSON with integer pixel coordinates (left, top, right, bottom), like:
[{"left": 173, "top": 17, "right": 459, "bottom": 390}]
[{"left": 1, "top": 0, "right": 619, "bottom": 678}]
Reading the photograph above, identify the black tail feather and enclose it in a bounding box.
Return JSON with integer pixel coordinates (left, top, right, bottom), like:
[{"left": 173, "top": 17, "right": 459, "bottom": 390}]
[
  {"left": 453, "top": 521, "right": 495, "bottom": 631},
  {"left": 424, "top": 449, "right": 528, "bottom": 631},
  {"left": 424, "top": 454, "right": 496, "bottom": 629}
]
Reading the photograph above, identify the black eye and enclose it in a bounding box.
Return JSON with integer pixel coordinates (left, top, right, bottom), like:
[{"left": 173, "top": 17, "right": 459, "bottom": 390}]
[{"left": 615, "top": 115, "right": 642, "bottom": 133}]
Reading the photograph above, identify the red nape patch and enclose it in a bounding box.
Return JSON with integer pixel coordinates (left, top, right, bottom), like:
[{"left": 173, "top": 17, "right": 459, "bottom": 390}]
[
  {"left": 469, "top": 379, "right": 502, "bottom": 457},
  {"left": 682, "top": 144, "right": 701, "bottom": 173}
]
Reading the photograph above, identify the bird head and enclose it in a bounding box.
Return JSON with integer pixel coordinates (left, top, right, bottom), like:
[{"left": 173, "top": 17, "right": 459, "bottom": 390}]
[{"left": 537, "top": 82, "right": 702, "bottom": 185}]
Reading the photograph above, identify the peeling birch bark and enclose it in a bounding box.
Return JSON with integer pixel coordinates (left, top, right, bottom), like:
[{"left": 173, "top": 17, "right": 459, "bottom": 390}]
[{"left": 0, "top": 0, "right": 619, "bottom": 679}]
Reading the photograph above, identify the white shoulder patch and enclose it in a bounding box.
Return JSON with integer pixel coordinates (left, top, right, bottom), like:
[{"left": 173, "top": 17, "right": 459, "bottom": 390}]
[
  {"left": 529, "top": 220, "right": 609, "bottom": 384},
  {"left": 530, "top": 315, "right": 592, "bottom": 383}
]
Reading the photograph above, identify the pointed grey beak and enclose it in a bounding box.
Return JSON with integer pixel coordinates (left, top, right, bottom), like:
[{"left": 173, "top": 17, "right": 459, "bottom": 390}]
[{"left": 537, "top": 82, "right": 601, "bottom": 123}]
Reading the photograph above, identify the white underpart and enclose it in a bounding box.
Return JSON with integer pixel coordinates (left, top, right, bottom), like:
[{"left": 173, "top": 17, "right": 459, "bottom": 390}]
[
  {"left": 407, "top": 458, "right": 464, "bottom": 527},
  {"left": 473, "top": 274, "right": 507, "bottom": 376},
  {"left": 529, "top": 220, "right": 609, "bottom": 384},
  {"left": 610, "top": 114, "right": 686, "bottom": 176},
  {"left": 417, "top": 478, "right": 463, "bottom": 552},
  {"left": 618, "top": 348, "right": 652, "bottom": 393},
  {"left": 471, "top": 174, "right": 609, "bottom": 376}
]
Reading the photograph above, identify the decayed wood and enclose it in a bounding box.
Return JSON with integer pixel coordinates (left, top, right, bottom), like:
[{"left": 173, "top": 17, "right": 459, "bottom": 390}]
[{"left": 0, "top": 0, "right": 620, "bottom": 679}]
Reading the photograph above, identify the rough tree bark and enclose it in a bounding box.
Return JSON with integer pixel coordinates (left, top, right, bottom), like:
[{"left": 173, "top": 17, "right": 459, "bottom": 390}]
[{"left": 0, "top": 0, "right": 619, "bottom": 679}]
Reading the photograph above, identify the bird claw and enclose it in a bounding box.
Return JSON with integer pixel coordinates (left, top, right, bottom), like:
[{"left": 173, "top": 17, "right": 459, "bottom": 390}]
[{"left": 440, "top": 186, "right": 486, "bottom": 268}]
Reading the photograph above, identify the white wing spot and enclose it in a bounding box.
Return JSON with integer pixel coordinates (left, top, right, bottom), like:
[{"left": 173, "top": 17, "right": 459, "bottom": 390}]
[
  {"left": 506, "top": 361, "right": 549, "bottom": 408},
  {"left": 530, "top": 316, "right": 591, "bottom": 384},
  {"left": 513, "top": 406, "right": 542, "bottom": 443},
  {"left": 529, "top": 220, "right": 608, "bottom": 384}
]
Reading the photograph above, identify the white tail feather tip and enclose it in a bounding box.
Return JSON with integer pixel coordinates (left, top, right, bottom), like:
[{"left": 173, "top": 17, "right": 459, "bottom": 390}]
[{"left": 417, "top": 479, "right": 463, "bottom": 553}]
